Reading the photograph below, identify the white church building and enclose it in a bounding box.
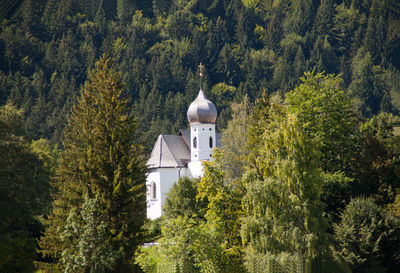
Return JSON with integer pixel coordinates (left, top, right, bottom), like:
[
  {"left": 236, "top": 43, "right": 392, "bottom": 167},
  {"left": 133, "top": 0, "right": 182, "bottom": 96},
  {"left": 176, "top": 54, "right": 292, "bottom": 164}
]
[{"left": 146, "top": 67, "right": 219, "bottom": 219}]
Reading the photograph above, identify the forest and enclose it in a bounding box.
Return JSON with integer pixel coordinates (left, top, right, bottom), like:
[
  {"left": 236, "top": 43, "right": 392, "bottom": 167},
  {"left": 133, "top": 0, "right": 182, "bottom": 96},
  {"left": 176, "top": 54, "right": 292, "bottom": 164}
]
[{"left": 1, "top": 0, "right": 400, "bottom": 272}]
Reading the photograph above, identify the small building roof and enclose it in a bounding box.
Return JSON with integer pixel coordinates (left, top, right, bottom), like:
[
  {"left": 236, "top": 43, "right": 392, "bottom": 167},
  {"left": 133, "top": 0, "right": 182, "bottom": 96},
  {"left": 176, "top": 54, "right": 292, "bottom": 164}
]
[{"left": 147, "top": 135, "right": 190, "bottom": 168}]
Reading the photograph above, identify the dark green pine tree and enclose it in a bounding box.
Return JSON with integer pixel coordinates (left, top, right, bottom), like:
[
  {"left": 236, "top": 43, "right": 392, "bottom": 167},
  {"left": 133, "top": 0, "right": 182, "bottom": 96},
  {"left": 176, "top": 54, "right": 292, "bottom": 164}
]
[{"left": 37, "top": 55, "right": 147, "bottom": 272}]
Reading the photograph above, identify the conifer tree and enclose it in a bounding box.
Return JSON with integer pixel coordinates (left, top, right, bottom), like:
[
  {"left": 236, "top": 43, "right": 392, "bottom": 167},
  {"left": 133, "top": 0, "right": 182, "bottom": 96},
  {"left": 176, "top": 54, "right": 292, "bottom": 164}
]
[{"left": 37, "top": 55, "right": 147, "bottom": 272}]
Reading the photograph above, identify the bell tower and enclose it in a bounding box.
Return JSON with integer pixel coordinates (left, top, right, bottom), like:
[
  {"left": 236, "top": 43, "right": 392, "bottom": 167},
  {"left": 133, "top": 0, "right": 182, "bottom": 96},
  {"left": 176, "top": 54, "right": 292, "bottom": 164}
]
[{"left": 186, "top": 64, "right": 217, "bottom": 177}]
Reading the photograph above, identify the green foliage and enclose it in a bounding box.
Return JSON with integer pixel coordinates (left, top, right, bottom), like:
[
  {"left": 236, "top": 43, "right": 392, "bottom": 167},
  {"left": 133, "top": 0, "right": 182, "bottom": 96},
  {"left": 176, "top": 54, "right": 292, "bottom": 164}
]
[
  {"left": 350, "top": 50, "right": 394, "bottom": 117},
  {"left": 209, "top": 82, "right": 236, "bottom": 129},
  {"left": 320, "top": 171, "right": 352, "bottom": 221},
  {"left": 285, "top": 71, "right": 357, "bottom": 173},
  {"left": 242, "top": 101, "right": 329, "bottom": 271},
  {"left": 136, "top": 216, "right": 201, "bottom": 273},
  {"left": 138, "top": 177, "right": 204, "bottom": 273},
  {"left": 334, "top": 197, "right": 400, "bottom": 273},
  {"left": 352, "top": 112, "right": 400, "bottom": 205},
  {"left": 139, "top": 154, "right": 246, "bottom": 273},
  {"left": 163, "top": 176, "right": 204, "bottom": 219},
  {"left": 246, "top": 90, "right": 273, "bottom": 170},
  {"left": 1, "top": 0, "right": 400, "bottom": 150},
  {"left": 37, "top": 56, "right": 147, "bottom": 272},
  {"left": 0, "top": 104, "right": 51, "bottom": 273},
  {"left": 360, "top": 112, "right": 397, "bottom": 144},
  {"left": 30, "top": 138, "right": 59, "bottom": 175},
  {"left": 153, "top": 0, "right": 173, "bottom": 17},
  {"left": 389, "top": 193, "right": 400, "bottom": 218},
  {"left": 0, "top": 102, "right": 26, "bottom": 136},
  {"left": 244, "top": 252, "right": 304, "bottom": 273},
  {"left": 196, "top": 149, "right": 246, "bottom": 272},
  {"left": 220, "top": 95, "right": 251, "bottom": 181},
  {"left": 61, "top": 194, "right": 121, "bottom": 273}
]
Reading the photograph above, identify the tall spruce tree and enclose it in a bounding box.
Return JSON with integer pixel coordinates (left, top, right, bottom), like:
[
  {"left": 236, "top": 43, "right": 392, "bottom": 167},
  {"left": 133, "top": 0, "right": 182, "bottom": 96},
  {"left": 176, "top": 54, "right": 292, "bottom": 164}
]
[{"left": 37, "top": 56, "right": 147, "bottom": 272}]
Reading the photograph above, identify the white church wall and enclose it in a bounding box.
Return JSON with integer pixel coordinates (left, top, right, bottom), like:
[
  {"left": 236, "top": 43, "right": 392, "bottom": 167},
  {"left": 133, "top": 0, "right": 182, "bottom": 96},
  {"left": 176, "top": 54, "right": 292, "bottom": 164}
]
[
  {"left": 188, "top": 160, "right": 204, "bottom": 178},
  {"left": 146, "top": 167, "right": 187, "bottom": 220},
  {"left": 146, "top": 171, "right": 161, "bottom": 220}
]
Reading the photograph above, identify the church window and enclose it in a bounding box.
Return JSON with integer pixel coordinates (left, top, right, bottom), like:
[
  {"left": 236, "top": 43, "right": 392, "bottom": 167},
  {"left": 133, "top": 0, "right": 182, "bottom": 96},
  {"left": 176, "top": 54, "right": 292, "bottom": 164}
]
[
  {"left": 209, "top": 128, "right": 212, "bottom": 131},
  {"left": 151, "top": 182, "right": 157, "bottom": 200},
  {"left": 193, "top": 137, "right": 197, "bottom": 148},
  {"left": 209, "top": 137, "right": 213, "bottom": 148}
]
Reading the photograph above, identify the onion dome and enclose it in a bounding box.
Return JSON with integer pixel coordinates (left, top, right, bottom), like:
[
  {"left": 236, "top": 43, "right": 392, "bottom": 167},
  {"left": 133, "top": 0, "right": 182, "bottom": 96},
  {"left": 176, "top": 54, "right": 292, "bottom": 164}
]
[{"left": 187, "top": 89, "right": 217, "bottom": 124}]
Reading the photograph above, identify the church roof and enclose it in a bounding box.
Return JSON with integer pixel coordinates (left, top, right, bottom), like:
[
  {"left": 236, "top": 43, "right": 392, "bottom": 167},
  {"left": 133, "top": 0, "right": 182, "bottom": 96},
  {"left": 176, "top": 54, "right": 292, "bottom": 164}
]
[
  {"left": 187, "top": 89, "right": 217, "bottom": 124},
  {"left": 178, "top": 129, "right": 190, "bottom": 146},
  {"left": 147, "top": 130, "right": 222, "bottom": 169},
  {"left": 147, "top": 135, "right": 190, "bottom": 168}
]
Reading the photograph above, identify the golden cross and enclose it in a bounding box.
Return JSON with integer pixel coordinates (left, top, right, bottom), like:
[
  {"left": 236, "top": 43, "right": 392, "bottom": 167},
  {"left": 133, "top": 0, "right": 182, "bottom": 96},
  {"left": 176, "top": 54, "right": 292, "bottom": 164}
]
[{"left": 199, "top": 63, "right": 204, "bottom": 77}]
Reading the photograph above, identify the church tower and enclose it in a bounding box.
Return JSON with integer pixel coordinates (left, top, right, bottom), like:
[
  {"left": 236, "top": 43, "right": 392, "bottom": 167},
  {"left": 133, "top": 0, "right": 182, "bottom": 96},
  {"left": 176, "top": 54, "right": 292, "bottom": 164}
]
[
  {"left": 187, "top": 63, "right": 217, "bottom": 177},
  {"left": 145, "top": 63, "right": 218, "bottom": 219}
]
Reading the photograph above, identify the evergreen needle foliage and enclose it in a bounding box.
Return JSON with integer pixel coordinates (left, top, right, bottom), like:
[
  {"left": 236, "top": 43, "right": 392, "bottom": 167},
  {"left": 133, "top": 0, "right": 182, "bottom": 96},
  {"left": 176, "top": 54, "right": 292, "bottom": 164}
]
[{"left": 37, "top": 55, "right": 147, "bottom": 272}]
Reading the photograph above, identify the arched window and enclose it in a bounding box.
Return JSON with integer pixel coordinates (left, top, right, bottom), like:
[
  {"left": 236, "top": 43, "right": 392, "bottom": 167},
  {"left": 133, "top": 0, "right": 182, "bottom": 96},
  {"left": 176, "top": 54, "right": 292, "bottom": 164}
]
[
  {"left": 193, "top": 137, "right": 197, "bottom": 149},
  {"left": 151, "top": 182, "right": 157, "bottom": 200},
  {"left": 209, "top": 137, "right": 213, "bottom": 148}
]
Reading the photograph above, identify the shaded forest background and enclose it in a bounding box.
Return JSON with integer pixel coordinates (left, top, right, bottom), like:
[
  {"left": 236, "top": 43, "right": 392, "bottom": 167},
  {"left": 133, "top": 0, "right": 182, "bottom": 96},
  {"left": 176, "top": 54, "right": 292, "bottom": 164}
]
[{"left": 1, "top": 0, "right": 400, "bottom": 152}]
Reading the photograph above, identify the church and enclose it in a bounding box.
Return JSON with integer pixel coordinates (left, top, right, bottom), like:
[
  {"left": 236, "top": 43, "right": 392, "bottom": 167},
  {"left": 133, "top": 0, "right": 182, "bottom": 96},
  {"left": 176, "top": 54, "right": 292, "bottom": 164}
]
[{"left": 146, "top": 65, "right": 219, "bottom": 219}]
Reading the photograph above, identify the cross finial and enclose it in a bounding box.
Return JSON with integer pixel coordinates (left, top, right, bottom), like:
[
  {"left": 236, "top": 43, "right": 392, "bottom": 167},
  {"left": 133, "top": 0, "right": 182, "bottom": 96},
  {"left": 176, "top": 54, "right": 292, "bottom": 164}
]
[
  {"left": 198, "top": 63, "right": 204, "bottom": 90},
  {"left": 199, "top": 63, "right": 204, "bottom": 78}
]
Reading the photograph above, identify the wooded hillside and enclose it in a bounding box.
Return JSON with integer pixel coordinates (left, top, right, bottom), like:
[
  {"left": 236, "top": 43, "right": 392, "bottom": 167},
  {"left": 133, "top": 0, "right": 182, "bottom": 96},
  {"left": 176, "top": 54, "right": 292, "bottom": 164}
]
[{"left": 1, "top": 0, "right": 399, "bottom": 150}]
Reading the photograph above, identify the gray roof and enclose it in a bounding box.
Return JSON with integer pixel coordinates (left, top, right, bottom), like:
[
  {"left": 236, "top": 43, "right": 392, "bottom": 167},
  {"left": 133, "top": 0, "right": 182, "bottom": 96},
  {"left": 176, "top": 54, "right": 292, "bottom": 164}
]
[
  {"left": 178, "top": 129, "right": 190, "bottom": 146},
  {"left": 147, "top": 131, "right": 222, "bottom": 169},
  {"left": 147, "top": 135, "right": 190, "bottom": 168},
  {"left": 187, "top": 89, "right": 217, "bottom": 124}
]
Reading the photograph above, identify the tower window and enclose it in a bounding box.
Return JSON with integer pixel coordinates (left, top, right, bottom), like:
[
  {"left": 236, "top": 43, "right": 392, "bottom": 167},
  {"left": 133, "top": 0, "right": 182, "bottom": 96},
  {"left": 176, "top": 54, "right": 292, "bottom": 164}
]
[
  {"left": 209, "top": 128, "right": 212, "bottom": 131},
  {"left": 193, "top": 137, "right": 197, "bottom": 148},
  {"left": 209, "top": 137, "right": 213, "bottom": 148},
  {"left": 151, "top": 182, "right": 157, "bottom": 200}
]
